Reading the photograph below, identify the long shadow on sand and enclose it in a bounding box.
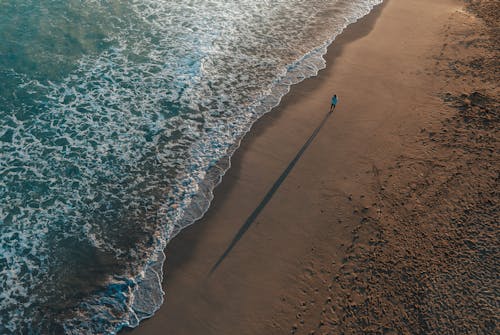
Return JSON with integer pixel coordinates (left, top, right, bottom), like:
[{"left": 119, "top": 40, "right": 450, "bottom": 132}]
[{"left": 209, "top": 108, "right": 334, "bottom": 274}]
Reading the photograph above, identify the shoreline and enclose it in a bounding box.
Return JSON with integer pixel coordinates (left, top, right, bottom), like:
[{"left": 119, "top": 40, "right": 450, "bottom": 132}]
[
  {"left": 125, "top": 2, "right": 386, "bottom": 327},
  {"left": 124, "top": 3, "right": 389, "bottom": 333},
  {"left": 124, "top": 2, "right": 388, "bottom": 332},
  {"left": 125, "top": 0, "right": 499, "bottom": 333}
]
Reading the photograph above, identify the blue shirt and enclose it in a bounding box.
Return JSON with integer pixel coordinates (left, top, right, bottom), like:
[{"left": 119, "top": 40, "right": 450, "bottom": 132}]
[{"left": 331, "top": 96, "right": 338, "bottom": 105}]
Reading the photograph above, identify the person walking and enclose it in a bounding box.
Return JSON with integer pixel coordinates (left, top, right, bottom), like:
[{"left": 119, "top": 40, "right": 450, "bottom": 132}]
[{"left": 330, "top": 94, "right": 338, "bottom": 113}]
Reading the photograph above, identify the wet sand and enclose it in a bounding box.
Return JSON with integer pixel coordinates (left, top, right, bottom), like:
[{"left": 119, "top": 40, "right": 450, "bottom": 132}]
[{"left": 126, "top": 0, "right": 499, "bottom": 333}]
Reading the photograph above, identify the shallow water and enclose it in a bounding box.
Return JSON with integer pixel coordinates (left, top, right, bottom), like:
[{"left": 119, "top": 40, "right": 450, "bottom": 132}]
[{"left": 0, "top": 0, "right": 382, "bottom": 333}]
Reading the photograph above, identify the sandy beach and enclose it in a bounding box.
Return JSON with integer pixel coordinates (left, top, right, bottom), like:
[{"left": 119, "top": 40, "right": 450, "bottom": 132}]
[{"left": 125, "top": 0, "right": 499, "bottom": 334}]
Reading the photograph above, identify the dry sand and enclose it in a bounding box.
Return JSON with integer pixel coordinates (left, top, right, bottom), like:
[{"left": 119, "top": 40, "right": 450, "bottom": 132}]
[{"left": 125, "top": 0, "right": 499, "bottom": 333}]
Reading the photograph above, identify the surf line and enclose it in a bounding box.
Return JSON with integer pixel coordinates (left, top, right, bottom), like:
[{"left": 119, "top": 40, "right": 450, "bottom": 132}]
[{"left": 209, "top": 109, "right": 334, "bottom": 275}]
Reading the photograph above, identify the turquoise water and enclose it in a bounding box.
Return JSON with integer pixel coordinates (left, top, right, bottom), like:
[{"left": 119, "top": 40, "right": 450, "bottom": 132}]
[{"left": 0, "top": 0, "right": 382, "bottom": 333}]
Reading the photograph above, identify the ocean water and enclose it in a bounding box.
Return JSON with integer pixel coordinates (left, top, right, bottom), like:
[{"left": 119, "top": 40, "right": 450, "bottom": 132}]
[{"left": 0, "top": 0, "right": 382, "bottom": 333}]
